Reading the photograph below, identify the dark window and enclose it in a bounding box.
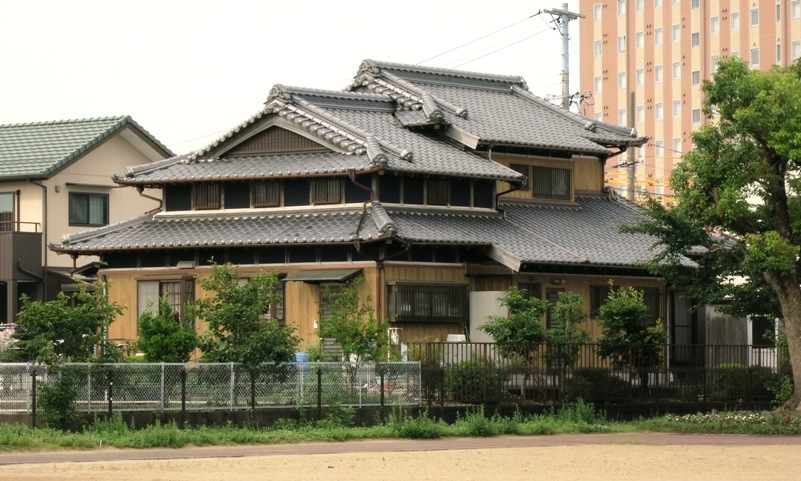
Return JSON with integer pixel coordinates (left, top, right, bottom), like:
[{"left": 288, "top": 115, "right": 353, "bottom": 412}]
[
  {"left": 228, "top": 248, "right": 255, "bottom": 265},
  {"left": 426, "top": 178, "right": 450, "bottom": 205},
  {"left": 751, "top": 317, "right": 775, "bottom": 347},
  {"left": 320, "top": 245, "right": 350, "bottom": 262},
  {"left": 165, "top": 184, "right": 192, "bottom": 211},
  {"left": 345, "top": 176, "right": 371, "bottom": 203},
  {"left": 319, "top": 285, "right": 344, "bottom": 324},
  {"left": 404, "top": 177, "right": 424, "bottom": 204},
  {"left": 199, "top": 249, "right": 226, "bottom": 266},
  {"left": 311, "top": 178, "right": 342, "bottom": 204},
  {"left": 473, "top": 180, "right": 494, "bottom": 208},
  {"left": 517, "top": 282, "right": 542, "bottom": 299},
  {"left": 69, "top": 193, "right": 109, "bottom": 226},
  {"left": 138, "top": 277, "right": 195, "bottom": 331},
  {"left": 268, "top": 280, "right": 285, "bottom": 325},
  {"left": 532, "top": 166, "right": 572, "bottom": 200},
  {"left": 252, "top": 180, "right": 281, "bottom": 207},
  {"left": 289, "top": 246, "right": 317, "bottom": 263},
  {"left": 379, "top": 175, "right": 401, "bottom": 203},
  {"left": 546, "top": 288, "right": 565, "bottom": 329},
  {"left": 510, "top": 163, "right": 531, "bottom": 191},
  {"left": 225, "top": 182, "right": 250, "bottom": 209},
  {"left": 0, "top": 192, "right": 15, "bottom": 232},
  {"left": 258, "top": 247, "right": 286, "bottom": 264},
  {"left": 451, "top": 179, "right": 471, "bottom": 207},
  {"left": 193, "top": 183, "right": 221, "bottom": 210},
  {"left": 283, "top": 178, "right": 310, "bottom": 206},
  {"left": 590, "top": 284, "right": 661, "bottom": 323},
  {"left": 387, "top": 283, "right": 468, "bottom": 323}
]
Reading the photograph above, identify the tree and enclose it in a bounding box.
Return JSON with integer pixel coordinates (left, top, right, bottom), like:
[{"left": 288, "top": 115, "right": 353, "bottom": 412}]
[
  {"left": 630, "top": 58, "right": 801, "bottom": 410},
  {"left": 596, "top": 284, "right": 667, "bottom": 388},
  {"left": 479, "top": 286, "right": 549, "bottom": 363},
  {"left": 543, "top": 291, "right": 591, "bottom": 369},
  {"left": 318, "top": 276, "right": 389, "bottom": 362},
  {"left": 194, "top": 263, "right": 299, "bottom": 368},
  {"left": 13, "top": 281, "right": 124, "bottom": 364},
  {"left": 137, "top": 296, "right": 198, "bottom": 363}
]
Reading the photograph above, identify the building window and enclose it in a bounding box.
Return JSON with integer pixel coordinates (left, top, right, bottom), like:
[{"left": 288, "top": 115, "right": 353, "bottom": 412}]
[
  {"left": 711, "top": 16, "right": 720, "bottom": 34},
  {"left": 655, "top": 27, "right": 663, "bottom": 45},
  {"left": 593, "top": 3, "right": 602, "bottom": 21},
  {"left": 672, "top": 100, "right": 681, "bottom": 118},
  {"left": 618, "top": 0, "right": 626, "bottom": 15},
  {"left": 252, "top": 180, "right": 281, "bottom": 207},
  {"left": 532, "top": 166, "right": 571, "bottom": 200},
  {"left": 618, "top": 72, "right": 626, "bottom": 89},
  {"left": 426, "top": 178, "right": 450, "bottom": 205},
  {"left": 517, "top": 282, "right": 542, "bottom": 299},
  {"left": 777, "top": 43, "right": 783, "bottom": 63},
  {"left": 311, "top": 178, "right": 342, "bottom": 204},
  {"left": 691, "top": 32, "right": 700, "bottom": 47},
  {"left": 69, "top": 192, "right": 109, "bottom": 226},
  {"left": 0, "top": 192, "right": 14, "bottom": 232},
  {"left": 594, "top": 76, "right": 602, "bottom": 92},
  {"left": 777, "top": 3, "right": 782, "bottom": 22},
  {"left": 193, "top": 183, "right": 221, "bottom": 210},
  {"left": 636, "top": 0, "right": 644, "bottom": 11},
  {"left": 594, "top": 40, "right": 602, "bottom": 57},
  {"left": 618, "top": 35, "right": 626, "bottom": 52},
  {"left": 618, "top": 108, "right": 627, "bottom": 126},
  {"left": 751, "top": 47, "right": 760, "bottom": 67},
  {"left": 590, "top": 285, "right": 660, "bottom": 322},
  {"left": 594, "top": 112, "right": 603, "bottom": 122},
  {"left": 750, "top": 8, "right": 759, "bottom": 26},
  {"left": 794, "top": 41, "right": 801, "bottom": 60},
  {"left": 731, "top": 12, "right": 740, "bottom": 30},
  {"left": 691, "top": 0, "right": 699, "bottom": 8},
  {"left": 692, "top": 70, "right": 701, "bottom": 86},
  {"left": 655, "top": 0, "right": 661, "bottom": 7},
  {"left": 794, "top": 1, "right": 801, "bottom": 19},
  {"left": 510, "top": 164, "right": 531, "bottom": 191},
  {"left": 732, "top": 51, "right": 740, "bottom": 59},
  {"left": 636, "top": 32, "right": 644, "bottom": 49},
  {"left": 692, "top": 109, "right": 701, "bottom": 124},
  {"left": 673, "top": 138, "right": 682, "bottom": 154},
  {"left": 387, "top": 283, "right": 468, "bottom": 323},
  {"left": 655, "top": 65, "right": 663, "bottom": 82},
  {"left": 137, "top": 277, "right": 196, "bottom": 327},
  {"left": 655, "top": 140, "right": 664, "bottom": 157},
  {"left": 672, "top": 62, "right": 681, "bottom": 80},
  {"left": 636, "top": 68, "right": 644, "bottom": 86},
  {"left": 711, "top": 55, "right": 720, "bottom": 73},
  {"left": 672, "top": 24, "right": 680, "bottom": 43},
  {"left": 655, "top": 103, "right": 664, "bottom": 120},
  {"left": 636, "top": 106, "right": 645, "bottom": 124}
]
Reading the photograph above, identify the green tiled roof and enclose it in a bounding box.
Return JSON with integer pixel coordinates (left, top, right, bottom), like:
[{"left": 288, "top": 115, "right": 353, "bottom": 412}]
[{"left": 0, "top": 116, "right": 173, "bottom": 180}]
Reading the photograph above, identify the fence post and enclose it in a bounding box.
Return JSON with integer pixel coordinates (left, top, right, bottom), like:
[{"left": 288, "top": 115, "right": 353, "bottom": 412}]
[
  {"left": 180, "top": 367, "right": 187, "bottom": 430},
  {"left": 107, "top": 366, "right": 113, "bottom": 417},
  {"left": 250, "top": 369, "right": 257, "bottom": 411},
  {"left": 160, "top": 363, "right": 165, "bottom": 411},
  {"left": 229, "top": 362, "right": 235, "bottom": 410},
  {"left": 379, "top": 368, "right": 385, "bottom": 420},
  {"left": 30, "top": 368, "right": 37, "bottom": 429},
  {"left": 316, "top": 366, "right": 322, "bottom": 421}
]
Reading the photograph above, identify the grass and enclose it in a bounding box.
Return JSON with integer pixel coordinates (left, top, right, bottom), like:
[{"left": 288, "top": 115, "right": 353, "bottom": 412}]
[{"left": 1, "top": 402, "right": 800, "bottom": 451}]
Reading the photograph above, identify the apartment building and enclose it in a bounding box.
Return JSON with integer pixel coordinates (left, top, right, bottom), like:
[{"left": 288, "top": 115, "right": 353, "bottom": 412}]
[{"left": 579, "top": 0, "right": 801, "bottom": 202}]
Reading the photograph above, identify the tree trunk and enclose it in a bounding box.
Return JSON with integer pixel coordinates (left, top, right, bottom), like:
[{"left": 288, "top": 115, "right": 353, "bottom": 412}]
[{"left": 765, "top": 272, "right": 801, "bottom": 412}]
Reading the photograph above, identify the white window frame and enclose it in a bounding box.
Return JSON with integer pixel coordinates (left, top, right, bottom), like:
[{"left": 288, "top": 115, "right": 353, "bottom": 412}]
[
  {"left": 636, "top": 68, "right": 644, "bottom": 86},
  {"left": 672, "top": 100, "right": 681, "bottom": 118},
  {"left": 692, "top": 70, "right": 700, "bottom": 86},
  {"left": 655, "top": 65, "right": 663, "bottom": 82},
  {"left": 691, "top": 32, "right": 700, "bottom": 47},
  {"left": 594, "top": 3, "right": 602, "bottom": 21},
  {"left": 594, "top": 40, "right": 602, "bottom": 57},
  {"left": 751, "top": 47, "right": 760, "bottom": 67},
  {"left": 618, "top": 109, "right": 627, "bottom": 126},
  {"left": 672, "top": 24, "right": 680, "bottom": 43},
  {"left": 711, "top": 55, "right": 720, "bottom": 73},
  {"left": 594, "top": 76, "right": 602, "bottom": 92},
  {"left": 794, "top": 1, "right": 801, "bottom": 19},
  {"left": 655, "top": 140, "right": 664, "bottom": 157},
  {"left": 618, "top": 71, "right": 627, "bottom": 90},
  {"left": 673, "top": 138, "right": 682, "bottom": 155},
  {"left": 692, "top": 109, "right": 701, "bottom": 124},
  {"left": 636, "top": 32, "right": 644, "bottom": 49},
  {"left": 711, "top": 16, "right": 720, "bottom": 35},
  {"left": 731, "top": 12, "right": 740, "bottom": 30},
  {"left": 618, "top": 0, "right": 626, "bottom": 15},
  {"left": 655, "top": 28, "right": 663, "bottom": 45},
  {"left": 618, "top": 35, "right": 627, "bottom": 52},
  {"left": 793, "top": 40, "right": 801, "bottom": 60},
  {"left": 636, "top": 106, "right": 645, "bottom": 124},
  {"left": 655, "top": 103, "right": 664, "bottom": 120},
  {"left": 750, "top": 8, "right": 759, "bottom": 27},
  {"left": 672, "top": 62, "right": 681, "bottom": 80}
]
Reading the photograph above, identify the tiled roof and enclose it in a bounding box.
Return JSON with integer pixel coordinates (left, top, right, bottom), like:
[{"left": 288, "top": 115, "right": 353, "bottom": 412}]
[
  {"left": 0, "top": 116, "right": 172, "bottom": 180},
  {"left": 350, "top": 59, "right": 646, "bottom": 154},
  {"left": 54, "top": 207, "right": 384, "bottom": 252}
]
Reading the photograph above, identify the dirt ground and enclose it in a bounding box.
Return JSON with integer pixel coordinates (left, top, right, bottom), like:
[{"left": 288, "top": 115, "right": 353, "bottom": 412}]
[{"left": 1, "top": 436, "right": 800, "bottom": 481}]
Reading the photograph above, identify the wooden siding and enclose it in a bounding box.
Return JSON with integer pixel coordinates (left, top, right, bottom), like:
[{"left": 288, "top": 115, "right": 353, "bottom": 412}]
[
  {"left": 490, "top": 152, "right": 605, "bottom": 200},
  {"left": 227, "top": 127, "right": 327, "bottom": 156}
]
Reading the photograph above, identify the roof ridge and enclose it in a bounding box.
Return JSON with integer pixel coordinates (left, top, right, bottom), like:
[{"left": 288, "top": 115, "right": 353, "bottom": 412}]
[
  {"left": 118, "top": 153, "right": 191, "bottom": 180},
  {"left": 369, "top": 201, "right": 396, "bottom": 236},
  {"left": 359, "top": 59, "right": 526, "bottom": 87},
  {"left": 0, "top": 115, "right": 128, "bottom": 129},
  {"left": 155, "top": 206, "right": 364, "bottom": 221}
]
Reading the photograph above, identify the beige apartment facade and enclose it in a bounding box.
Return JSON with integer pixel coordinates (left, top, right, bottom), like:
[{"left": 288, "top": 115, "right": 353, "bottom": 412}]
[{"left": 579, "top": 0, "right": 801, "bottom": 202}]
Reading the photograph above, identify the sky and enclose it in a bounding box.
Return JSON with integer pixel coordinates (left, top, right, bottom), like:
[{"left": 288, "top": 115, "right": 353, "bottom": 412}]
[{"left": 0, "top": 0, "right": 582, "bottom": 154}]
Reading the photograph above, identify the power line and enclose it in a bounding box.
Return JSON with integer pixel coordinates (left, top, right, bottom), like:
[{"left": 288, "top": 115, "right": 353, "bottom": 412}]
[
  {"left": 452, "top": 28, "right": 552, "bottom": 69},
  {"left": 440, "top": 27, "right": 550, "bottom": 69},
  {"left": 417, "top": 14, "right": 539, "bottom": 65}
]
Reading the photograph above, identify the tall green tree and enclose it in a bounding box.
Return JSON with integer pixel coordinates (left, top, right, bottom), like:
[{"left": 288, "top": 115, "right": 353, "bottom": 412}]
[
  {"left": 479, "top": 286, "right": 548, "bottom": 363},
  {"left": 630, "top": 58, "right": 801, "bottom": 410},
  {"left": 137, "top": 296, "right": 198, "bottom": 363},
  {"left": 194, "top": 263, "right": 298, "bottom": 368},
  {"left": 13, "top": 281, "right": 124, "bottom": 364}
]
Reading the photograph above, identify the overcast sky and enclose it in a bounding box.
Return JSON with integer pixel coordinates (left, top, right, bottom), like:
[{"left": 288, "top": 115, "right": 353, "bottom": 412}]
[{"left": 0, "top": 0, "right": 581, "bottom": 154}]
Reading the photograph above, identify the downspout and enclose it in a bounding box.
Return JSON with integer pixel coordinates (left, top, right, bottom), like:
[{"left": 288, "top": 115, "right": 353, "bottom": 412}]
[
  {"left": 137, "top": 186, "right": 163, "bottom": 214},
  {"left": 348, "top": 171, "right": 375, "bottom": 248},
  {"left": 489, "top": 146, "right": 522, "bottom": 218},
  {"left": 29, "top": 180, "right": 47, "bottom": 301}
]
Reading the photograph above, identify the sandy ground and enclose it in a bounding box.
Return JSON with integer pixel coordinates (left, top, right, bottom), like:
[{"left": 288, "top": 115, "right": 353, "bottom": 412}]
[{"left": 1, "top": 437, "right": 800, "bottom": 481}]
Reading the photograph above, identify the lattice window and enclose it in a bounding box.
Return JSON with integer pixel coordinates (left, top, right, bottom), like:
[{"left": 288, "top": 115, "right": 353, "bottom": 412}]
[
  {"left": 426, "top": 178, "right": 450, "bottom": 205},
  {"left": 531, "top": 166, "right": 571, "bottom": 200},
  {"left": 387, "top": 283, "right": 468, "bottom": 323},
  {"left": 252, "top": 180, "right": 281, "bottom": 207},
  {"left": 311, "top": 178, "right": 342, "bottom": 204},
  {"left": 193, "top": 183, "right": 221, "bottom": 210}
]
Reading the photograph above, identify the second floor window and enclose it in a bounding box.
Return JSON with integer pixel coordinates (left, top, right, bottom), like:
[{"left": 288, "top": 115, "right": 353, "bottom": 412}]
[
  {"left": 252, "top": 180, "right": 281, "bottom": 207},
  {"left": 311, "top": 178, "right": 342, "bottom": 204},
  {"left": 193, "top": 183, "right": 221, "bottom": 210},
  {"left": 0, "top": 192, "right": 14, "bottom": 232},
  {"left": 426, "top": 178, "right": 450, "bottom": 205},
  {"left": 69, "top": 192, "right": 109, "bottom": 226},
  {"left": 532, "top": 166, "right": 571, "bottom": 200}
]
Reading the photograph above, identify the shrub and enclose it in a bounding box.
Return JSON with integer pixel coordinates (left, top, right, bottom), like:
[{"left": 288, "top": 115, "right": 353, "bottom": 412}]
[
  {"left": 453, "top": 407, "right": 498, "bottom": 437},
  {"left": 387, "top": 409, "right": 446, "bottom": 439},
  {"left": 563, "top": 368, "right": 631, "bottom": 402},
  {"left": 445, "top": 359, "right": 503, "bottom": 404},
  {"left": 710, "top": 364, "right": 779, "bottom": 401},
  {"left": 37, "top": 369, "right": 85, "bottom": 432}
]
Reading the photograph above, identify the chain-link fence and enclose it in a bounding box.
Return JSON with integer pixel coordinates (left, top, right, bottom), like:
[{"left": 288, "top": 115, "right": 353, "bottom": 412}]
[{"left": 0, "top": 362, "right": 421, "bottom": 413}]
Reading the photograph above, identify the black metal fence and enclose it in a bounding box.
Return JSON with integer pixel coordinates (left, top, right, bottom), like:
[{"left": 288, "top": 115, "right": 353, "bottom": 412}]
[{"left": 405, "top": 342, "right": 791, "bottom": 407}]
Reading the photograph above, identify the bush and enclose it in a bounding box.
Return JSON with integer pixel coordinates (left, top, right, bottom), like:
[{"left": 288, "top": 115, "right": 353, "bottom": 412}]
[
  {"left": 710, "top": 364, "right": 779, "bottom": 401},
  {"left": 445, "top": 359, "right": 503, "bottom": 404},
  {"left": 37, "top": 369, "right": 85, "bottom": 432},
  {"left": 564, "top": 368, "right": 631, "bottom": 402},
  {"left": 387, "top": 409, "right": 446, "bottom": 439}
]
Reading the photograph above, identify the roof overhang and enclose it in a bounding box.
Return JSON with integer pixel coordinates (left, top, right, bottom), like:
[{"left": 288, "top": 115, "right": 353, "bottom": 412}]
[{"left": 283, "top": 268, "right": 362, "bottom": 284}]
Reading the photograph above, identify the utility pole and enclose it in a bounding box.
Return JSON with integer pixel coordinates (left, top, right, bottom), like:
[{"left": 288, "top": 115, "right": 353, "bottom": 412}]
[{"left": 542, "top": 3, "right": 585, "bottom": 110}]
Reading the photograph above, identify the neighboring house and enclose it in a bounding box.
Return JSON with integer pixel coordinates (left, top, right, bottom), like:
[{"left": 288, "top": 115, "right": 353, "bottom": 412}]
[
  {"left": 52, "top": 60, "right": 697, "bottom": 360},
  {"left": 0, "top": 116, "right": 173, "bottom": 323}
]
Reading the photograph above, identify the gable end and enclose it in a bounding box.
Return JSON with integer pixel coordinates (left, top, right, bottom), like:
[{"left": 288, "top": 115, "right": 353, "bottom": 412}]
[{"left": 226, "top": 127, "right": 328, "bottom": 156}]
